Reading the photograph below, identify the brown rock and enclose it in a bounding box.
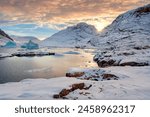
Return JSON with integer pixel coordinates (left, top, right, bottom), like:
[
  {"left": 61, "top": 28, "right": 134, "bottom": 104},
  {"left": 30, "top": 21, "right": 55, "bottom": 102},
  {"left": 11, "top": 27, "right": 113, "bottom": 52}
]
[
  {"left": 102, "top": 73, "right": 118, "bottom": 80},
  {"left": 66, "top": 72, "right": 85, "bottom": 77},
  {"left": 59, "top": 89, "right": 71, "bottom": 97},
  {"left": 53, "top": 83, "right": 92, "bottom": 99},
  {"left": 71, "top": 83, "right": 85, "bottom": 91}
]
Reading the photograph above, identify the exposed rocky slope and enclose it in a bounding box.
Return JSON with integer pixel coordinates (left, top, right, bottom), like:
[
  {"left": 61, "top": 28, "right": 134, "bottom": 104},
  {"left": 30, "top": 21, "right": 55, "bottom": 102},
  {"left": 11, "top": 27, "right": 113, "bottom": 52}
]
[{"left": 92, "top": 4, "right": 150, "bottom": 67}]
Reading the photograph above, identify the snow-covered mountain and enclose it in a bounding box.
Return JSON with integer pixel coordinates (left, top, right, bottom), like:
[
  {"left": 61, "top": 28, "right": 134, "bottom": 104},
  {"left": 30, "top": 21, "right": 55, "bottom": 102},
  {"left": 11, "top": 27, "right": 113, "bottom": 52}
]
[
  {"left": 41, "top": 23, "right": 98, "bottom": 47},
  {"left": 90, "top": 4, "right": 150, "bottom": 50},
  {"left": 11, "top": 35, "right": 40, "bottom": 45},
  {"left": 93, "top": 4, "right": 150, "bottom": 68}
]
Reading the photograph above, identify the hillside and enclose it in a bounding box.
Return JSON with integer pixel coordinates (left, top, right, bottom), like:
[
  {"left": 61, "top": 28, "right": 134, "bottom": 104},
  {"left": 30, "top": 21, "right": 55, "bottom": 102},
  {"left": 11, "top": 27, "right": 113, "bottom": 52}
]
[{"left": 41, "top": 23, "right": 98, "bottom": 48}]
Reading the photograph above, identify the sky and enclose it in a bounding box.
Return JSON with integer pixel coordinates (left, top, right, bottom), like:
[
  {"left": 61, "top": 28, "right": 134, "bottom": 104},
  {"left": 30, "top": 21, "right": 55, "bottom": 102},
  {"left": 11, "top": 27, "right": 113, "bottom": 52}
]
[{"left": 0, "top": 0, "right": 149, "bottom": 40}]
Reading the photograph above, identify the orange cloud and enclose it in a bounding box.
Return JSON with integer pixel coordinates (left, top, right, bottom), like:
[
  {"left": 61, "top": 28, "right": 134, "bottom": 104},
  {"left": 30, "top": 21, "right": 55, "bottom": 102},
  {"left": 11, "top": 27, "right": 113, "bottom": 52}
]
[{"left": 0, "top": 0, "right": 149, "bottom": 30}]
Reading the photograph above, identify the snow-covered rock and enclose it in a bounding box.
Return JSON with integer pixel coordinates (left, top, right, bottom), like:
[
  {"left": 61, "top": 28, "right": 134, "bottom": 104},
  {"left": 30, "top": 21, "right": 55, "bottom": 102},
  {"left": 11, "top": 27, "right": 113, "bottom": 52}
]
[{"left": 41, "top": 23, "right": 98, "bottom": 48}]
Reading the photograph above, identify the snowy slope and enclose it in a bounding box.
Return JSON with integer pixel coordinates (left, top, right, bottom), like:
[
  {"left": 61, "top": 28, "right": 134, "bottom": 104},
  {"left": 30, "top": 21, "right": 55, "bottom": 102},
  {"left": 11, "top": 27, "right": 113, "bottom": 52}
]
[
  {"left": 92, "top": 4, "right": 150, "bottom": 67},
  {"left": 0, "top": 66, "right": 150, "bottom": 99},
  {"left": 90, "top": 4, "right": 150, "bottom": 50},
  {"left": 41, "top": 23, "right": 98, "bottom": 47}
]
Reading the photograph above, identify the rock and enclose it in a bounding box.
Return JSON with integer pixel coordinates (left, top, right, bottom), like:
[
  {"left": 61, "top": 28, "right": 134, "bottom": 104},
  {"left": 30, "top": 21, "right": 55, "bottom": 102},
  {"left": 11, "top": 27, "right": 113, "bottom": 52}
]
[
  {"left": 59, "top": 89, "right": 71, "bottom": 97},
  {"left": 102, "top": 73, "right": 118, "bottom": 80},
  {"left": 71, "top": 83, "right": 85, "bottom": 91},
  {"left": 120, "top": 62, "right": 149, "bottom": 66},
  {"left": 134, "top": 46, "right": 150, "bottom": 50},
  {"left": 53, "top": 94, "right": 60, "bottom": 99},
  {"left": 53, "top": 83, "right": 92, "bottom": 99},
  {"left": 12, "top": 52, "right": 55, "bottom": 57},
  {"left": 66, "top": 72, "right": 85, "bottom": 77},
  {"left": 97, "top": 59, "right": 116, "bottom": 67}
]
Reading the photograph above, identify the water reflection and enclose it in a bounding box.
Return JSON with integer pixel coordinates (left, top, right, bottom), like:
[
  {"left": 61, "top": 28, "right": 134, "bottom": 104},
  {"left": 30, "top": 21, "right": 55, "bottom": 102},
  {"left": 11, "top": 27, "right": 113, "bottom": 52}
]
[{"left": 0, "top": 48, "right": 98, "bottom": 84}]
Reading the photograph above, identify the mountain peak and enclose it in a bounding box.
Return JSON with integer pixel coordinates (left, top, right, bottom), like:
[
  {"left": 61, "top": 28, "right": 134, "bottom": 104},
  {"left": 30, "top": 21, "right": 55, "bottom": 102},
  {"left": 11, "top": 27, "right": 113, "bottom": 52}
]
[
  {"left": 90, "top": 4, "right": 150, "bottom": 50},
  {"left": 42, "top": 23, "right": 98, "bottom": 47}
]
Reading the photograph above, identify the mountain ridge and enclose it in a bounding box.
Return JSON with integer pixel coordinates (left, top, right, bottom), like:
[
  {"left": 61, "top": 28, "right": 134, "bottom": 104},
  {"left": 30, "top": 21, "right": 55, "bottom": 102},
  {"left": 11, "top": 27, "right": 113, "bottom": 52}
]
[{"left": 41, "top": 22, "right": 98, "bottom": 47}]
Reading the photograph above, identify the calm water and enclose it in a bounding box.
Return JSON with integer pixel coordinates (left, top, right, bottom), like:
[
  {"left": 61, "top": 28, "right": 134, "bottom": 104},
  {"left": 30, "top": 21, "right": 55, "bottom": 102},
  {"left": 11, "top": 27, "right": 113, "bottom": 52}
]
[{"left": 0, "top": 48, "right": 98, "bottom": 84}]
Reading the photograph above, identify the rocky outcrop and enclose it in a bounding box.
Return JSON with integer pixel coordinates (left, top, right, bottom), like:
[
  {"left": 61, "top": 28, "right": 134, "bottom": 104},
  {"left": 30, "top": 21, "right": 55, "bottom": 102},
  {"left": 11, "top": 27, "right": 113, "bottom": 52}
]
[
  {"left": 12, "top": 52, "right": 55, "bottom": 57},
  {"left": 66, "top": 72, "right": 85, "bottom": 77},
  {"left": 53, "top": 83, "right": 92, "bottom": 99},
  {"left": 66, "top": 68, "right": 119, "bottom": 81},
  {"left": 120, "top": 61, "right": 148, "bottom": 66},
  {"left": 102, "top": 74, "right": 118, "bottom": 80}
]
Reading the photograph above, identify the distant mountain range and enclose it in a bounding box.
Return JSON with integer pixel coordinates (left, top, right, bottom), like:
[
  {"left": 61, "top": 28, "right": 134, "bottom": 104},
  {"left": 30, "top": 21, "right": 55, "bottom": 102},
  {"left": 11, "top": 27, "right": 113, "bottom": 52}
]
[
  {"left": 11, "top": 35, "right": 40, "bottom": 44},
  {"left": 0, "top": 4, "right": 149, "bottom": 49}
]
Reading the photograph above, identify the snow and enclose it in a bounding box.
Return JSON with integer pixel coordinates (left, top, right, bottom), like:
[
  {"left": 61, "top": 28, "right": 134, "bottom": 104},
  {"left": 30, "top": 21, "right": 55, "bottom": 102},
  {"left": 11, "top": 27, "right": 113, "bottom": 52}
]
[
  {"left": 0, "top": 66, "right": 150, "bottom": 99},
  {"left": 0, "top": 4, "right": 150, "bottom": 100},
  {"left": 90, "top": 4, "right": 150, "bottom": 50},
  {"left": 41, "top": 23, "right": 98, "bottom": 48},
  {"left": 0, "top": 53, "right": 12, "bottom": 58}
]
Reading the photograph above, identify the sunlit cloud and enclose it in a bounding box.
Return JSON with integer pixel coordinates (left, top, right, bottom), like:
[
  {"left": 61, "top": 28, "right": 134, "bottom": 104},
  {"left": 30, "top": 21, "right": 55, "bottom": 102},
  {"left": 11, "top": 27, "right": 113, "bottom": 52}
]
[{"left": 0, "top": 0, "right": 149, "bottom": 33}]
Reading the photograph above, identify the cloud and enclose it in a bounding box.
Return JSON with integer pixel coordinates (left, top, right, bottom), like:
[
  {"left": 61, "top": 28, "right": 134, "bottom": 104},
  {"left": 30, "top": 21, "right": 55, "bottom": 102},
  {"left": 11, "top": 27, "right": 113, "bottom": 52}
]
[{"left": 0, "top": 0, "right": 149, "bottom": 30}]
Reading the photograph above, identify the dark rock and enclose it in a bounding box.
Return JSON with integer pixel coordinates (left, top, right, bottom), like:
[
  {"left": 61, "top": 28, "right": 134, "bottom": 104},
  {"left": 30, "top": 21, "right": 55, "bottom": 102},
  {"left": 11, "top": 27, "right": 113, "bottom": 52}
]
[
  {"left": 120, "top": 62, "right": 149, "bottom": 66},
  {"left": 53, "top": 83, "right": 92, "bottom": 99},
  {"left": 59, "top": 89, "right": 71, "bottom": 97},
  {"left": 12, "top": 52, "right": 55, "bottom": 57},
  {"left": 97, "top": 59, "right": 116, "bottom": 67},
  {"left": 71, "top": 83, "right": 85, "bottom": 91},
  {"left": 102, "top": 73, "right": 118, "bottom": 80},
  {"left": 66, "top": 72, "right": 85, "bottom": 77},
  {"left": 53, "top": 94, "right": 60, "bottom": 99}
]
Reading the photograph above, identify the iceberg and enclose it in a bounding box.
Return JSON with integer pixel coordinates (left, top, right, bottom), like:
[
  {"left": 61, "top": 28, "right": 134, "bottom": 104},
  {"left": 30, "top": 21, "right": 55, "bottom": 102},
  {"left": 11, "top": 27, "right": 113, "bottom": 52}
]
[
  {"left": 21, "top": 40, "right": 39, "bottom": 49},
  {"left": 3, "top": 41, "right": 16, "bottom": 48}
]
